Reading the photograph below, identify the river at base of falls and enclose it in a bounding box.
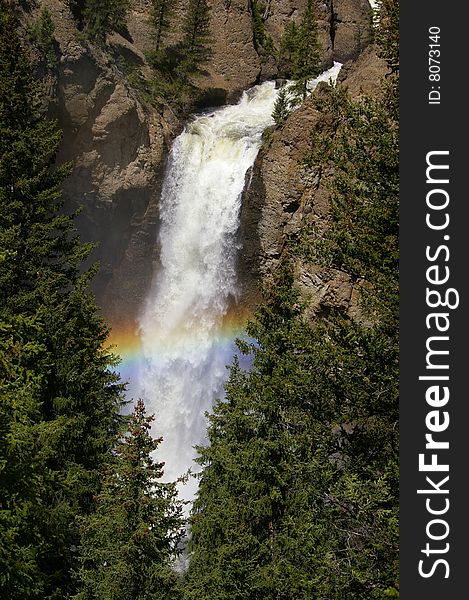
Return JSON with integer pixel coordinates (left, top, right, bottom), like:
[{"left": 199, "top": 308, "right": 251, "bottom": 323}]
[{"left": 135, "top": 63, "right": 342, "bottom": 505}]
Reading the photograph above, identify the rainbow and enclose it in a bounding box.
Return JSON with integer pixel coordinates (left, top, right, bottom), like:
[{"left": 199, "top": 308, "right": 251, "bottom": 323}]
[
  {"left": 107, "top": 325, "right": 143, "bottom": 387},
  {"left": 107, "top": 307, "right": 253, "bottom": 392}
]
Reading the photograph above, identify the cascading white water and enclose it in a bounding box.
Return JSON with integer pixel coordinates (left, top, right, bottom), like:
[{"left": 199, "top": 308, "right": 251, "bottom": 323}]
[
  {"left": 368, "top": 0, "right": 380, "bottom": 26},
  {"left": 137, "top": 63, "right": 342, "bottom": 504}
]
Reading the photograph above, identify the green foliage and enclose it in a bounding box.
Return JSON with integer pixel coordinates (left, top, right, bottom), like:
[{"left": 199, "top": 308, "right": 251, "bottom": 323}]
[
  {"left": 127, "top": 50, "right": 193, "bottom": 110},
  {"left": 30, "top": 7, "right": 57, "bottom": 70},
  {"left": 184, "top": 263, "right": 398, "bottom": 598},
  {"left": 250, "top": 0, "right": 273, "bottom": 54},
  {"left": 280, "top": 20, "right": 299, "bottom": 63},
  {"left": 180, "top": 0, "right": 212, "bottom": 73},
  {"left": 297, "top": 4, "right": 399, "bottom": 321},
  {"left": 0, "top": 5, "right": 126, "bottom": 597},
  {"left": 300, "top": 78, "right": 398, "bottom": 326},
  {"left": 280, "top": 0, "right": 321, "bottom": 99},
  {"left": 68, "top": 0, "right": 130, "bottom": 42},
  {"left": 149, "top": 0, "right": 175, "bottom": 52},
  {"left": 375, "top": 0, "right": 399, "bottom": 73},
  {"left": 144, "top": 0, "right": 212, "bottom": 105},
  {"left": 0, "top": 314, "right": 45, "bottom": 599},
  {"left": 85, "top": 0, "right": 130, "bottom": 42},
  {"left": 184, "top": 3, "right": 399, "bottom": 597},
  {"left": 271, "top": 85, "right": 291, "bottom": 125},
  {"left": 73, "top": 399, "right": 183, "bottom": 600}
]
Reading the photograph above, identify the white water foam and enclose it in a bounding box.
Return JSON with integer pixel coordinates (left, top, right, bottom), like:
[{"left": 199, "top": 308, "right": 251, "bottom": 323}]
[
  {"left": 368, "top": 0, "right": 381, "bottom": 26},
  {"left": 137, "top": 64, "right": 342, "bottom": 504}
]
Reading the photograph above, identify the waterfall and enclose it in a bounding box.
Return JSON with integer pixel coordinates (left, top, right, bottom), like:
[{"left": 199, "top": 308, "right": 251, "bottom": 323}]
[
  {"left": 368, "top": 0, "right": 380, "bottom": 26},
  {"left": 136, "top": 64, "right": 342, "bottom": 504}
]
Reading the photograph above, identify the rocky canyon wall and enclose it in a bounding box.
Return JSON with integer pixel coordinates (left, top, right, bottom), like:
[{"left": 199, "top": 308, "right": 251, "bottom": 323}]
[
  {"left": 22, "top": 0, "right": 377, "bottom": 329},
  {"left": 239, "top": 45, "right": 388, "bottom": 321}
]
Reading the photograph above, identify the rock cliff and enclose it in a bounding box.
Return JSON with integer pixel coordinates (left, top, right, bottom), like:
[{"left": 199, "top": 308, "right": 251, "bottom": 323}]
[
  {"left": 22, "top": 0, "right": 182, "bottom": 328},
  {"left": 238, "top": 45, "right": 388, "bottom": 320},
  {"left": 22, "top": 0, "right": 377, "bottom": 329}
]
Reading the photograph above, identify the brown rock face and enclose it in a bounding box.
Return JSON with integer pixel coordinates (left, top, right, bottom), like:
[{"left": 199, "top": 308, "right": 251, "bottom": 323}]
[
  {"left": 126, "top": 0, "right": 373, "bottom": 103},
  {"left": 238, "top": 44, "right": 388, "bottom": 319},
  {"left": 28, "top": 0, "right": 375, "bottom": 330},
  {"left": 332, "top": 0, "right": 373, "bottom": 63},
  {"left": 263, "top": 0, "right": 372, "bottom": 70},
  {"left": 38, "top": 1, "right": 180, "bottom": 329},
  {"left": 196, "top": 0, "right": 262, "bottom": 102},
  {"left": 337, "top": 44, "right": 388, "bottom": 97}
]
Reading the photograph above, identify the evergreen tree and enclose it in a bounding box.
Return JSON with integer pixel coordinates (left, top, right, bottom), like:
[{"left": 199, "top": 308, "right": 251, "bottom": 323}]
[
  {"left": 31, "top": 7, "right": 57, "bottom": 70},
  {"left": 84, "top": 0, "right": 130, "bottom": 42},
  {"left": 68, "top": 0, "right": 130, "bottom": 42},
  {"left": 280, "top": 20, "right": 298, "bottom": 62},
  {"left": 280, "top": 0, "right": 321, "bottom": 100},
  {"left": 0, "top": 5, "right": 125, "bottom": 597},
  {"left": 375, "top": 0, "right": 399, "bottom": 74},
  {"left": 149, "top": 0, "right": 175, "bottom": 52},
  {"left": 303, "top": 28, "right": 399, "bottom": 325},
  {"left": 272, "top": 86, "right": 291, "bottom": 125},
  {"left": 184, "top": 5, "right": 399, "bottom": 597},
  {"left": 74, "top": 399, "right": 183, "bottom": 600},
  {"left": 0, "top": 314, "right": 45, "bottom": 599},
  {"left": 250, "top": 0, "right": 273, "bottom": 53},
  {"left": 184, "top": 266, "right": 398, "bottom": 599},
  {"left": 181, "top": 0, "right": 211, "bottom": 72}
]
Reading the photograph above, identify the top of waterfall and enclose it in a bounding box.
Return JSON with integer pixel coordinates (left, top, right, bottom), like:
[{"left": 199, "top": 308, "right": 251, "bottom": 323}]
[{"left": 306, "top": 61, "right": 343, "bottom": 93}]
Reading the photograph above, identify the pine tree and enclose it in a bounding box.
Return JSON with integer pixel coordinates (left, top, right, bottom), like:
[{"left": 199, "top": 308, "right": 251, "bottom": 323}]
[
  {"left": 74, "top": 399, "right": 184, "bottom": 600},
  {"left": 296, "top": 0, "right": 321, "bottom": 82},
  {"left": 250, "top": 0, "right": 273, "bottom": 52},
  {"left": 184, "top": 267, "right": 398, "bottom": 598},
  {"left": 68, "top": 0, "right": 130, "bottom": 42},
  {"left": 375, "top": 0, "right": 399, "bottom": 74},
  {"left": 181, "top": 0, "right": 212, "bottom": 72},
  {"left": 184, "top": 267, "right": 321, "bottom": 599},
  {"left": 280, "top": 20, "right": 298, "bottom": 61},
  {"left": 183, "top": 5, "right": 399, "bottom": 597},
  {"left": 86, "top": 0, "right": 130, "bottom": 42},
  {"left": 149, "top": 0, "right": 175, "bottom": 52},
  {"left": 0, "top": 314, "right": 45, "bottom": 599},
  {"left": 31, "top": 7, "right": 57, "bottom": 70},
  {"left": 0, "top": 5, "right": 125, "bottom": 597},
  {"left": 272, "top": 86, "right": 291, "bottom": 125},
  {"left": 280, "top": 0, "right": 321, "bottom": 100}
]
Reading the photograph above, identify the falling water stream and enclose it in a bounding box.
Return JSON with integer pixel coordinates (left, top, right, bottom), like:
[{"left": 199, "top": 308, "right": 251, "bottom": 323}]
[{"left": 136, "top": 64, "right": 342, "bottom": 504}]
